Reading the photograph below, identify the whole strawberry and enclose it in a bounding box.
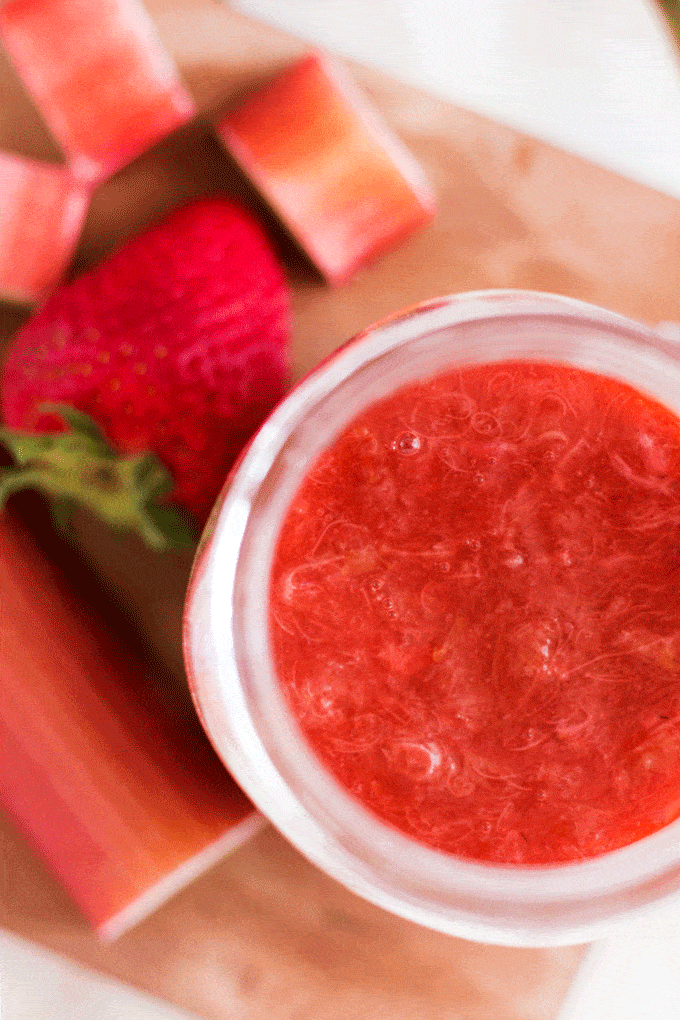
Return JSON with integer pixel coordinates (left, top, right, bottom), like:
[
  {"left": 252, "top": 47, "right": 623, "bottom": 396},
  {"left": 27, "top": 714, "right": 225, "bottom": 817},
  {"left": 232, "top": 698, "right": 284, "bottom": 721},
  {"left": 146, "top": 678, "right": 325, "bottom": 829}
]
[{"left": 0, "top": 197, "right": 290, "bottom": 549}]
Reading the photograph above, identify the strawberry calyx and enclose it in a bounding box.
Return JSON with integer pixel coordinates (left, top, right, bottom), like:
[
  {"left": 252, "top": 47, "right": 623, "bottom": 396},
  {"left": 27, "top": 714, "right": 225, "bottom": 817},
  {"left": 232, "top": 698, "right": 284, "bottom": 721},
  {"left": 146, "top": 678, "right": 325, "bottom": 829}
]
[{"left": 0, "top": 404, "right": 198, "bottom": 551}]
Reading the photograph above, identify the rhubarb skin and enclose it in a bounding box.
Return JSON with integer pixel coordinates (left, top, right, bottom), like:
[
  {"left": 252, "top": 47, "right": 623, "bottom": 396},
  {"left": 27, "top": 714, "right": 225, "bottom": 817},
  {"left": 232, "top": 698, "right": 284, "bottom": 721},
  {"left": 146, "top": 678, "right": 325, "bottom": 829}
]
[
  {"left": 0, "top": 510, "right": 256, "bottom": 938},
  {"left": 0, "top": 151, "right": 90, "bottom": 305},
  {"left": 217, "top": 53, "right": 437, "bottom": 286},
  {"left": 0, "top": 0, "right": 196, "bottom": 183}
]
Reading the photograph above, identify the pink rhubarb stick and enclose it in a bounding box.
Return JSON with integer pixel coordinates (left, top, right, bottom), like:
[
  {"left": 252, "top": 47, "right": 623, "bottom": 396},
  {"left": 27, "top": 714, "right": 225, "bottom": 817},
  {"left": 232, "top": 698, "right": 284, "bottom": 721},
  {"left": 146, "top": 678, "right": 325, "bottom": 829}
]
[
  {"left": 0, "top": 510, "right": 260, "bottom": 939},
  {"left": 217, "top": 52, "right": 437, "bottom": 287},
  {"left": 0, "top": 0, "right": 196, "bottom": 182},
  {"left": 0, "top": 151, "right": 89, "bottom": 305}
]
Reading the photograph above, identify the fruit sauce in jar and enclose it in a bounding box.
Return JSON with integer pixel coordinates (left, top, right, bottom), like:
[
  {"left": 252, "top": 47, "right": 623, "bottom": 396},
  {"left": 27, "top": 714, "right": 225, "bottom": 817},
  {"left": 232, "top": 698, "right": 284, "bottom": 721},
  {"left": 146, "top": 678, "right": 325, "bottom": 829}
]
[{"left": 269, "top": 360, "right": 680, "bottom": 865}]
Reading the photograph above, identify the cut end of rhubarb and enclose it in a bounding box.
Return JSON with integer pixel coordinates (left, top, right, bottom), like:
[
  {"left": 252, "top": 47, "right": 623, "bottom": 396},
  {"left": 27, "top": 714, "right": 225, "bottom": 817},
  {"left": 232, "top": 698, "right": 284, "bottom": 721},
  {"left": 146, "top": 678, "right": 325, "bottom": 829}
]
[
  {"left": 0, "top": 0, "right": 197, "bottom": 183},
  {"left": 96, "top": 811, "right": 265, "bottom": 940},
  {"left": 0, "top": 151, "right": 90, "bottom": 305},
  {"left": 216, "top": 52, "right": 437, "bottom": 287}
]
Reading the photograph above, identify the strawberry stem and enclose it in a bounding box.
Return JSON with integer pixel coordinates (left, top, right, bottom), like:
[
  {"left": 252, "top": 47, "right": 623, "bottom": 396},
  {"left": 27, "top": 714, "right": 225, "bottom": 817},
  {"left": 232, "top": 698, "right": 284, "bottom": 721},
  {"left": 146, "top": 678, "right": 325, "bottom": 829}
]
[{"left": 0, "top": 404, "right": 198, "bottom": 551}]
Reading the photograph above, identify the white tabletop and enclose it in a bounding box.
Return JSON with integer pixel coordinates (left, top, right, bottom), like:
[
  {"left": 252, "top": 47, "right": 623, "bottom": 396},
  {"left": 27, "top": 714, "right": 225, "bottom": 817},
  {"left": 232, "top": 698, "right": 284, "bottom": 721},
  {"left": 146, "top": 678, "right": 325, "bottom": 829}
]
[
  {"left": 558, "top": 899, "right": 680, "bottom": 1019},
  {"left": 234, "top": 0, "right": 680, "bottom": 201}
]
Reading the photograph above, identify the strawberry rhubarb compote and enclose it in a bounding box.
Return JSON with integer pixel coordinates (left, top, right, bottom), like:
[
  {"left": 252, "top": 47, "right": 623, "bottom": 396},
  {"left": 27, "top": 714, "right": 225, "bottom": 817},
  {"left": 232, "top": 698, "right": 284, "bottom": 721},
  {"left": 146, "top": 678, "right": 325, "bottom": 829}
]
[{"left": 270, "top": 361, "right": 680, "bottom": 865}]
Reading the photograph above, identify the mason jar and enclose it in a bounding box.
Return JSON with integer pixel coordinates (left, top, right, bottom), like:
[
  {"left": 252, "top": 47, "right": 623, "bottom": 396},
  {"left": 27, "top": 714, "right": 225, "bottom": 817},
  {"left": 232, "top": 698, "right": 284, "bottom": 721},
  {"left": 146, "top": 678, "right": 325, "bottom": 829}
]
[{"left": 183, "top": 289, "right": 680, "bottom": 946}]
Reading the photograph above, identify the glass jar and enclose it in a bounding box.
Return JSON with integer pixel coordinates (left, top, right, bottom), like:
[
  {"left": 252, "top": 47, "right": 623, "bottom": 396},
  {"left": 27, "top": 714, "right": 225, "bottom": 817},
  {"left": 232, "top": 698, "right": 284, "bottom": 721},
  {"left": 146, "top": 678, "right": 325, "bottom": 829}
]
[{"left": 183, "top": 289, "right": 680, "bottom": 946}]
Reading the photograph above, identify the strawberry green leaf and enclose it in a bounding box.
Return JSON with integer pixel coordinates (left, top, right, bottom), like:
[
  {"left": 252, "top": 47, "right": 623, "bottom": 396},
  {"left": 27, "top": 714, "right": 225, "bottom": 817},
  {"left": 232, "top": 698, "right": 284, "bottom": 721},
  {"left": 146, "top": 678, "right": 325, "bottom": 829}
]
[
  {"left": 145, "top": 503, "right": 200, "bottom": 548},
  {"left": 38, "top": 403, "right": 113, "bottom": 449},
  {"left": 0, "top": 429, "right": 66, "bottom": 466},
  {"left": 129, "top": 452, "right": 175, "bottom": 501},
  {"left": 51, "top": 496, "right": 77, "bottom": 537},
  {"left": 0, "top": 416, "right": 199, "bottom": 551},
  {"left": 0, "top": 468, "right": 57, "bottom": 503}
]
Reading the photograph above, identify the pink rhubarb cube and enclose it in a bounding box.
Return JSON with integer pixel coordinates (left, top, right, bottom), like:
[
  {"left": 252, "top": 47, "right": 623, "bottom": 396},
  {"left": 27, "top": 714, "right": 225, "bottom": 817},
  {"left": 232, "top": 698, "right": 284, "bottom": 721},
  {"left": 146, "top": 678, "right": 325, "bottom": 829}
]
[
  {"left": 0, "top": 0, "right": 196, "bottom": 183},
  {"left": 0, "top": 151, "right": 89, "bottom": 305},
  {"left": 217, "top": 52, "right": 437, "bottom": 287}
]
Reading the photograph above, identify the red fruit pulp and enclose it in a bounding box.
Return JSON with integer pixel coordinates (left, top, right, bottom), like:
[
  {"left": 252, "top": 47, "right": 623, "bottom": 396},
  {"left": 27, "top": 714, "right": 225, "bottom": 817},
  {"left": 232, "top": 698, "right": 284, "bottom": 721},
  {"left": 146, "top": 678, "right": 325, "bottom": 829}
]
[{"left": 270, "top": 361, "right": 680, "bottom": 865}]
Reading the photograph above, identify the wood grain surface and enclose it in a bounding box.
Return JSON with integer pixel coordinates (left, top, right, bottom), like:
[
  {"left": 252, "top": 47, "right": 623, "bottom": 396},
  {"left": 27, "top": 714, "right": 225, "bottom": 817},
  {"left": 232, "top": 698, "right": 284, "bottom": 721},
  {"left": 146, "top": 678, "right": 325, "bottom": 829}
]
[{"left": 3, "top": 3, "right": 680, "bottom": 1017}]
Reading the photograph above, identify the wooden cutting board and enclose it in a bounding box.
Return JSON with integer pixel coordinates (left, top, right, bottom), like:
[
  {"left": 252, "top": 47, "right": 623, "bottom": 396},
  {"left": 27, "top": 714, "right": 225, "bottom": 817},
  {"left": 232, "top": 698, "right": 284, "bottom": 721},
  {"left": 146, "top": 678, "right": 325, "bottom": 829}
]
[{"left": 3, "top": 3, "right": 680, "bottom": 1017}]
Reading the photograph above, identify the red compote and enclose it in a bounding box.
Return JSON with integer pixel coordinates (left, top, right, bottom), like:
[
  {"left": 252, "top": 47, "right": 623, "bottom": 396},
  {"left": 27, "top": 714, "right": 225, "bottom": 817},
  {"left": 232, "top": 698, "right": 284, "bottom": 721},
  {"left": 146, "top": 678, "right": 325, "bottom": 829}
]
[{"left": 270, "top": 361, "right": 680, "bottom": 866}]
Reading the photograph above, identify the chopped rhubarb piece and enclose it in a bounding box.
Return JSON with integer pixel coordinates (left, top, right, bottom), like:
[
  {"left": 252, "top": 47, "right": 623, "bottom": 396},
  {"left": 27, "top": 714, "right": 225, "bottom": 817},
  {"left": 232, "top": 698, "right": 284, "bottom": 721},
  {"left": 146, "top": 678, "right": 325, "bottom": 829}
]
[
  {"left": 217, "top": 53, "right": 437, "bottom": 286},
  {"left": 0, "top": 0, "right": 196, "bottom": 182},
  {"left": 0, "top": 151, "right": 89, "bottom": 305}
]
